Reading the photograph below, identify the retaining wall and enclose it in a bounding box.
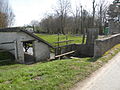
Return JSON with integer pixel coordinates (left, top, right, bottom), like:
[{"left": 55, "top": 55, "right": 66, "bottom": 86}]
[
  {"left": 73, "top": 34, "right": 120, "bottom": 57},
  {"left": 73, "top": 44, "right": 94, "bottom": 57},
  {"left": 94, "top": 34, "right": 120, "bottom": 57}
]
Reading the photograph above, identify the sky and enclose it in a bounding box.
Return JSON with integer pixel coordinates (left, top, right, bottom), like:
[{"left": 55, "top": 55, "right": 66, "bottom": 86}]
[{"left": 9, "top": 0, "right": 113, "bottom": 27}]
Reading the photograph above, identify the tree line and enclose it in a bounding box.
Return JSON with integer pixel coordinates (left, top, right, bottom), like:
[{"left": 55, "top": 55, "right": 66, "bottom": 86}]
[
  {"left": 30, "top": 0, "right": 111, "bottom": 35},
  {"left": 1, "top": 0, "right": 118, "bottom": 34}
]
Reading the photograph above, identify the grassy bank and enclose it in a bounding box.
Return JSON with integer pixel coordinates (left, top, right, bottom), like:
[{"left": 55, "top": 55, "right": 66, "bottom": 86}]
[
  {"left": 36, "top": 34, "right": 84, "bottom": 46},
  {"left": 0, "top": 44, "right": 120, "bottom": 90}
]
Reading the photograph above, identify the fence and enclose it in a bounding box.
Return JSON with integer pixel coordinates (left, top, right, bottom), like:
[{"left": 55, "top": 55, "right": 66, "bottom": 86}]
[{"left": 53, "top": 34, "right": 76, "bottom": 59}]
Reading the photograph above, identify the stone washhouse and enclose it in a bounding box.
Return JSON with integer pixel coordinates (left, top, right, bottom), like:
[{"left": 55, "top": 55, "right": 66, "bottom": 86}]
[{"left": 0, "top": 27, "right": 53, "bottom": 64}]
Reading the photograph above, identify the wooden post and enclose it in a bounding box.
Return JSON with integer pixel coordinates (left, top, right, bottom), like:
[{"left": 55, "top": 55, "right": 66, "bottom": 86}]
[
  {"left": 66, "top": 35, "right": 68, "bottom": 45},
  {"left": 82, "top": 28, "right": 86, "bottom": 44},
  {"left": 55, "top": 48, "right": 56, "bottom": 56},
  {"left": 58, "top": 33, "right": 60, "bottom": 55},
  {"left": 81, "top": 5, "right": 83, "bottom": 34},
  {"left": 33, "top": 25, "right": 35, "bottom": 32},
  {"left": 58, "top": 33, "right": 60, "bottom": 47}
]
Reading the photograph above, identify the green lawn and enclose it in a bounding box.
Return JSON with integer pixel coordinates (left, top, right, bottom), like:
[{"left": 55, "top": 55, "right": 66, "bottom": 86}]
[
  {"left": 0, "top": 44, "right": 120, "bottom": 90},
  {"left": 36, "top": 34, "right": 84, "bottom": 46}
]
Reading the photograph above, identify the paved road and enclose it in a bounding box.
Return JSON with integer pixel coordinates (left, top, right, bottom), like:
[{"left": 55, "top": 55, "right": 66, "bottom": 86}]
[{"left": 72, "top": 52, "right": 120, "bottom": 90}]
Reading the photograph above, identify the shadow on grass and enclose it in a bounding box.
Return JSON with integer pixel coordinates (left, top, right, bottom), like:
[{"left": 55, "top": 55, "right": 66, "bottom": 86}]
[{"left": 86, "top": 57, "right": 101, "bottom": 62}]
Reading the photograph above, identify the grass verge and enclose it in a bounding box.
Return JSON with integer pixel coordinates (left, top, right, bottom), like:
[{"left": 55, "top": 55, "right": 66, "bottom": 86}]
[{"left": 0, "top": 44, "right": 120, "bottom": 90}]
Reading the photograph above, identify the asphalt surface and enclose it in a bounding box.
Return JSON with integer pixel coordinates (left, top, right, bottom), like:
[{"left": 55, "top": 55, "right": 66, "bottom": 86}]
[{"left": 72, "top": 52, "right": 120, "bottom": 90}]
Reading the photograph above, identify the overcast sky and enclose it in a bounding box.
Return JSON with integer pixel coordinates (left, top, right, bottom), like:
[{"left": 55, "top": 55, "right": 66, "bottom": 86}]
[{"left": 9, "top": 0, "right": 113, "bottom": 26}]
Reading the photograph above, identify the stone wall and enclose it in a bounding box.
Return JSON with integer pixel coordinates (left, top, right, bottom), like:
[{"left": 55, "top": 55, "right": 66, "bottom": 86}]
[
  {"left": 59, "top": 44, "right": 94, "bottom": 57},
  {"left": 94, "top": 34, "right": 120, "bottom": 57},
  {"left": 33, "top": 41, "right": 50, "bottom": 62},
  {"left": 73, "top": 34, "right": 120, "bottom": 57},
  {"left": 73, "top": 44, "right": 94, "bottom": 57},
  {"left": 0, "top": 32, "right": 17, "bottom": 55}
]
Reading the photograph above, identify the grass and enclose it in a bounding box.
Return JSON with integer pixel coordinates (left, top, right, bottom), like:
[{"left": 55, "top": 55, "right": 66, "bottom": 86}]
[
  {"left": 36, "top": 34, "right": 84, "bottom": 46},
  {"left": 0, "top": 44, "right": 120, "bottom": 90}
]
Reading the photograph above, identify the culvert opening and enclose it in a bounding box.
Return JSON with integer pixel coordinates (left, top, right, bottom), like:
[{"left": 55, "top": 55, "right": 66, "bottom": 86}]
[
  {"left": 23, "top": 41, "right": 35, "bottom": 64},
  {"left": 0, "top": 51, "right": 15, "bottom": 65}
]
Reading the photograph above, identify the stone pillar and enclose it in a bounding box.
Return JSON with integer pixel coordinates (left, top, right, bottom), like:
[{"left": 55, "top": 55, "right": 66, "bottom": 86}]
[
  {"left": 14, "top": 40, "right": 18, "bottom": 60},
  {"left": 108, "top": 20, "right": 113, "bottom": 34},
  {"left": 16, "top": 40, "right": 24, "bottom": 63},
  {"left": 94, "top": 40, "right": 102, "bottom": 57},
  {"left": 86, "top": 28, "right": 99, "bottom": 44}
]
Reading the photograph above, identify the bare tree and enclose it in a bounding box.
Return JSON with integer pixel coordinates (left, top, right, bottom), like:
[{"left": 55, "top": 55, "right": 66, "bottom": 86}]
[
  {"left": 40, "top": 15, "right": 59, "bottom": 34},
  {"left": 97, "top": 0, "right": 109, "bottom": 34},
  {"left": 92, "top": 0, "right": 97, "bottom": 27},
  {"left": 5, "top": 2, "right": 15, "bottom": 27},
  {"left": 55, "top": 0, "right": 71, "bottom": 34},
  {"left": 0, "top": 0, "right": 14, "bottom": 27},
  {"left": 30, "top": 20, "right": 39, "bottom": 26},
  {"left": 71, "top": 5, "right": 81, "bottom": 34},
  {"left": 71, "top": 4, "right": 88, "bottom": 34}
]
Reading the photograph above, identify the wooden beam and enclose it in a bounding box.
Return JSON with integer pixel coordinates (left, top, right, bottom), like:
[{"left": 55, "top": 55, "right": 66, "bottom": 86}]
[
  {"left": 0, "top": 49, "right": 15, "bottom": 53},
  {"left": 0, "top": 41, "right": 14, "bottom": 45},
  {"left": 55, "top": 51, "right": 75, "bottom": 58},
  {"left": 54, "top": 40, "right": 74, "bottom": 44},
  {"left": 0, "top": 59, "right": 11, "bottom": 62},
  {"left": 54, "top": 44, "right": 75, "bottom": 48}
]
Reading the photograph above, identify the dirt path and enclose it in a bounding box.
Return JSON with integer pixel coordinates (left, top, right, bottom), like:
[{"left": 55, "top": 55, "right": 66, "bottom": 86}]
[{"left": 71, "top": 52, "right": 120, "bottom": 90}]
